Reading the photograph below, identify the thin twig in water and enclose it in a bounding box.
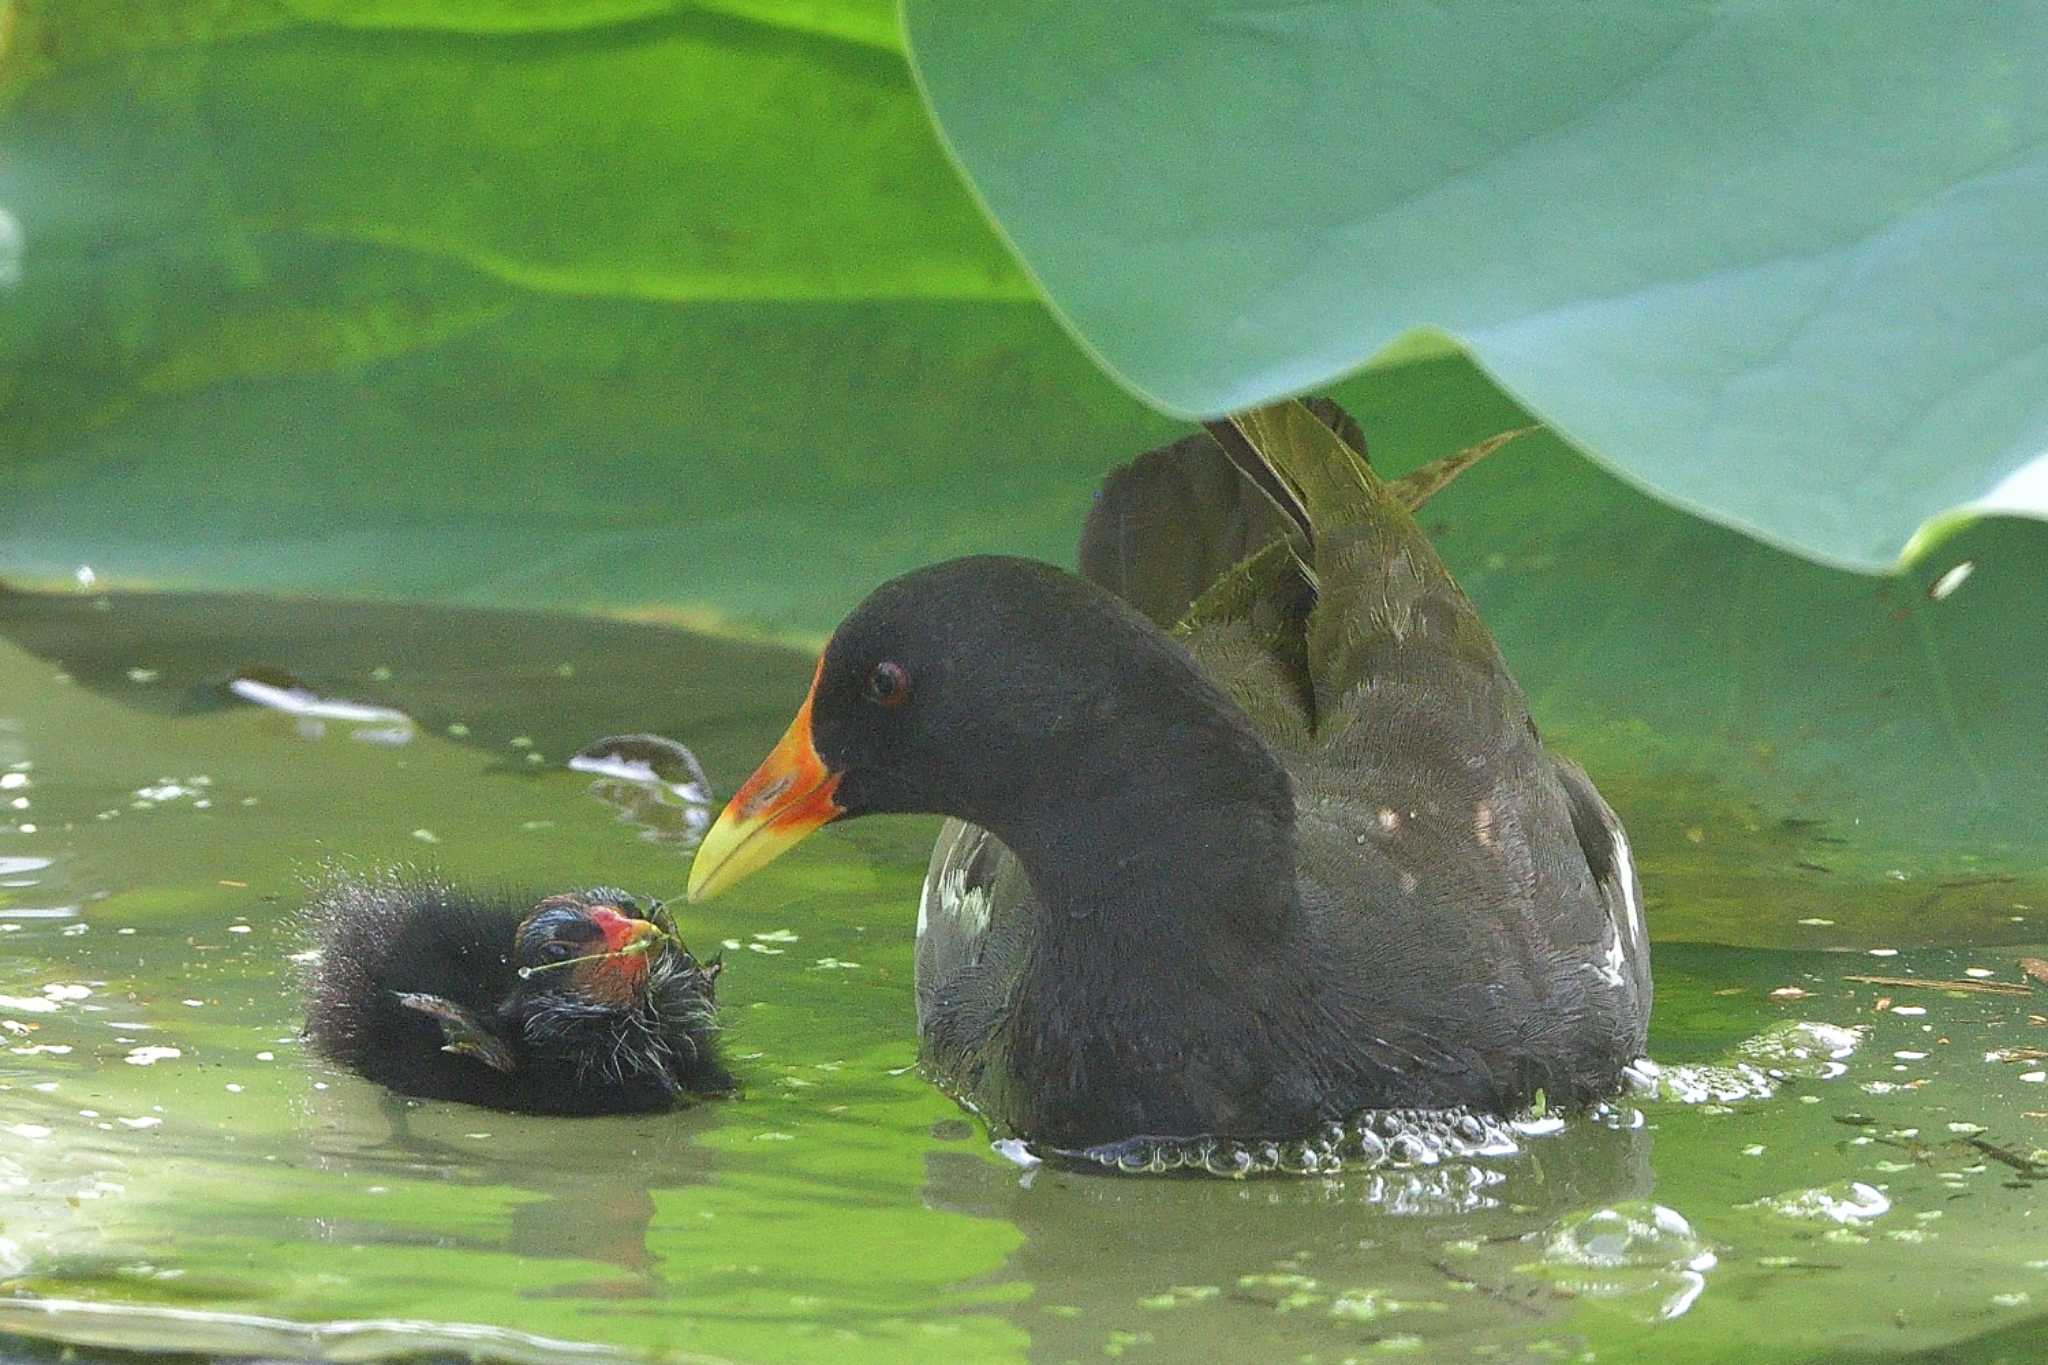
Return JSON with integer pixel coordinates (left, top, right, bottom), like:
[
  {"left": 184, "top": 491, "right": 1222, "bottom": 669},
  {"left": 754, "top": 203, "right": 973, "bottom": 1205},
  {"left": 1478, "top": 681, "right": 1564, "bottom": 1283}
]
[
  {"left": 1843, "top": 974, "right": 2032, "bottom": 997},
  {"left": 1428, "top": 1261, "right": 1553, "bottom": 1318}
]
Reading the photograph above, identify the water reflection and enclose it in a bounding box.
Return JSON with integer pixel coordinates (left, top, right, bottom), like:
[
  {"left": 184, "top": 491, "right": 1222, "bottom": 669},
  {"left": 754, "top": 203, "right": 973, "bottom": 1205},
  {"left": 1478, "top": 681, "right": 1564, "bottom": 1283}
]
[
  {"left": 925, "top": 1116, "right": 1662, "bottom": 1358},
  {"left": 301, "top": 1077, "right": 721, "bottom": 1295},
  {"left": 0, "top": 588, "right": 813, "bottom": 785}
]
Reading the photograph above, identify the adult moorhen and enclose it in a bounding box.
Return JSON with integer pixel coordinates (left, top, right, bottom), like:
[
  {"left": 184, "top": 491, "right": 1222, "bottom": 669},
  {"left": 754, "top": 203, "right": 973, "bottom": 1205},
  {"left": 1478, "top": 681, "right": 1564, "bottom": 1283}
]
[
  {"left": 687, "top": 400, "right": 1649, "bottom": 1157},
  {"left": 304, "top": 875, "right": 731, "bottom": 1114}
]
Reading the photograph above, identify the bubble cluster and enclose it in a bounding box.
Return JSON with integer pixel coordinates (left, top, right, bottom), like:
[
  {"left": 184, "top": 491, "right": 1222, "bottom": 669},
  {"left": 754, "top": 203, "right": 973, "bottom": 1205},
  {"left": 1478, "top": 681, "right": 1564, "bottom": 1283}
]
[{"left": 1059, "top": 1106, "right": 1528, "bottom": 1179}]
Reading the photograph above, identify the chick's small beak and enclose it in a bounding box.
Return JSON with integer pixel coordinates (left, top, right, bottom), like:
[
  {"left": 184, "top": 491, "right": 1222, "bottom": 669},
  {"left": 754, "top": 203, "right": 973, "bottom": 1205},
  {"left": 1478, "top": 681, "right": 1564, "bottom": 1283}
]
[
  {"left": 588, "top": 905, "right": 663, "bottom": 957},
  {"left": 687, "top": 662, "right": 844, "bottom": 903}
]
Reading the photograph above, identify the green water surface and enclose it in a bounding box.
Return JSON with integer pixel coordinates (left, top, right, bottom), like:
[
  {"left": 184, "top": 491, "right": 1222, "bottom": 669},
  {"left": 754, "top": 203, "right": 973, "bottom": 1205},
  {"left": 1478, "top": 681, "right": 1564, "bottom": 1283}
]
[{"left": 0, "top": 587, "right": 2043, "bottom": 1364}]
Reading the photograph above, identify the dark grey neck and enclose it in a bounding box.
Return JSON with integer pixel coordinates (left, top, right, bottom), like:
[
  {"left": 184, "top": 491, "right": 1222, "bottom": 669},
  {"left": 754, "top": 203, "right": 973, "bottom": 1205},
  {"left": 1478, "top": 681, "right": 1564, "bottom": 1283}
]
[{"left": 987, "top": 709, "right": 1301, "bottom": 945}]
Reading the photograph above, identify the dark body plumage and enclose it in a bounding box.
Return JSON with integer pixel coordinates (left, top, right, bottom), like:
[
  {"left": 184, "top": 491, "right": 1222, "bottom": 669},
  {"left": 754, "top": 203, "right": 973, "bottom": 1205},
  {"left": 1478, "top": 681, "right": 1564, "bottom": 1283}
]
[
  {"left": 906, "top": 407, "right": 1650, "bottom": 1151},
  {"left": 701, "top": 399, "right": 1649, "bottom": 1154},
  {"left": 304, "top": 875, "right": 731, "bottom": 1115}
]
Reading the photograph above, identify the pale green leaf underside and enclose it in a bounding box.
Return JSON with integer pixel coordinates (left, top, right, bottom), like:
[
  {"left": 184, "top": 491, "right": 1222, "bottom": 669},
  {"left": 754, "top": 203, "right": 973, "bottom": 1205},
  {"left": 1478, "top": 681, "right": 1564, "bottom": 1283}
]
[{"left": 903, "top": 0, "right": 2048, "bottom": 571}]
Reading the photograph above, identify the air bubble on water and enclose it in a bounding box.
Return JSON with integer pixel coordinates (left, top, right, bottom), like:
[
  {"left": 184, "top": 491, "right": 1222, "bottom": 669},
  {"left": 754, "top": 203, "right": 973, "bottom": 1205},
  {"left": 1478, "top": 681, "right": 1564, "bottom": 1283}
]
[
  {"left": 570, "top": 734, "right": 717, "bottom": 851},
  {"left": 1527, "top": 1202, "right": 1715, "bottom": 1320},
  {"left": 1060, "top": 1105, "right": 1533, "bottom": 1189}
]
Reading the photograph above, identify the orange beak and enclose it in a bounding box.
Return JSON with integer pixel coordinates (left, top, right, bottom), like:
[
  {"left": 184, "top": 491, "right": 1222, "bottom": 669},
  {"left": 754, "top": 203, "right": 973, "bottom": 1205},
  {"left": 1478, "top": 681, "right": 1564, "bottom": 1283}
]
[{"left": 687, "top": 661, "right": 845, "bottom": 902}]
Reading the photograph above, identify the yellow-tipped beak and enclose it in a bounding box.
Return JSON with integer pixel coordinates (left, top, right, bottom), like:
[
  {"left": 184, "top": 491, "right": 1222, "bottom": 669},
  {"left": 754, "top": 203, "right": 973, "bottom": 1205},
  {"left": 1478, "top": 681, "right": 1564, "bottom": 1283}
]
[{"left": 687, "top": 662, "right": 844, "bottom": 902}]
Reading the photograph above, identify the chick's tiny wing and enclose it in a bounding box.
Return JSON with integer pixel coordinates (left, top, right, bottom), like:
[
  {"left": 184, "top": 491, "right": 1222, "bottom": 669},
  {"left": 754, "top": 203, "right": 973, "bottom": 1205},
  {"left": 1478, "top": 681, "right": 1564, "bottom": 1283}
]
[{"left": 395, "top": 991, "right": 518, "bottom": 1073}]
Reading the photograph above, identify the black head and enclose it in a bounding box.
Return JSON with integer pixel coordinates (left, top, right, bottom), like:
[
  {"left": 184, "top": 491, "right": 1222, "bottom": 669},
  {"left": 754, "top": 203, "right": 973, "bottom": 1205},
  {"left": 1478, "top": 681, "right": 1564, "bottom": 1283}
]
[
  {"left": 687, "top": 556, "right": 1290, "bottom": 904},
  {"left": 504, "top": 887, "right": 729, "bottom": 1096},
  {"left": 504, "top": 888, "right": 674, "bottom": 1012}
]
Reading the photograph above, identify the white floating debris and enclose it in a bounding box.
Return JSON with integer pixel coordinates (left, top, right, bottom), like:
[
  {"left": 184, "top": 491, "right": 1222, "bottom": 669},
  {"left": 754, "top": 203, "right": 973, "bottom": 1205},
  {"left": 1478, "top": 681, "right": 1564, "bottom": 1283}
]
[
  {"left": 1511, "top": 1115, "right": 1567, "bottom": 1137},
  {"left": 5, "top": 1124, "right": 51, "bottom": 1140},
  {"left": 0, "top": 774, "right": 26, "bottom": 791},
  {"left": 1894, "top": 1051, "right": 1928, "bottom": 1061},
  {"left": 229, "top": 677, "right": 410, "bottom": 727},
  {"left": 992, "top": 1138, "right": 1041, "bottom": 1168},
  {"left": 123, "top": 1046, "right": 182, "bottom": 1066},
  {"left": 118, "top": 1116, "right": 161, "bottom": 1129},
  {"left": 1892, "top": 1006, "right": 1926, "bottom": 1017},
  {"left": 126, "top": 668, "right": 159, "bottom": 684},
  {"left": 0, "top": 995, "right": 60, "bottom": 1014},
  {"left": 411, "top": 829, "right": 440, "bottom": 844},
  {"left": 1796, "top": 918, "right": 1834, "bottom": 927},
  {"left": 1926, "top": 561, "right": 1974, "bottom": 601},
  {"left": 1964, "top": 967, "right": 1995, "bottom": 979},
  {"left": 351, "top": 725, "right": 415, "bottom": 747},
  {"left": 753, "top": 929, "right": 800, "bottom": 943},
  {"left": 1867, "top": 948, "right": 1899, "bottom": 958},
  {"left": 2022, "top": 1071, "right": 2047, "bottom": 1084},
  {"left": 1751, "top": 1181, "right": 1890, "bottom": 1224}
]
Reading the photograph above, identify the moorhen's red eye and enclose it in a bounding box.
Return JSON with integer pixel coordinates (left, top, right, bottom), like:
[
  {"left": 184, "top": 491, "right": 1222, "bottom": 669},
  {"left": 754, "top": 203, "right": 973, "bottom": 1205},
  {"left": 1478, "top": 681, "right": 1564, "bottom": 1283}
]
[{"left": 867, "top": 661, "right": 910, "bottom": 708}]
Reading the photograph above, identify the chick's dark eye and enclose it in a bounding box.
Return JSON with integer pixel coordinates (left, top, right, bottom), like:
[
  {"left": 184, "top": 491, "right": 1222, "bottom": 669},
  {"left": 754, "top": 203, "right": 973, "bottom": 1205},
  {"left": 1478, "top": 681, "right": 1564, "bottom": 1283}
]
[
  {"left": 540, "top": 941, "right": 576, "bottom": 964},
  {"left": 866, "top": 660, "right": 910, "bottom": 708}
]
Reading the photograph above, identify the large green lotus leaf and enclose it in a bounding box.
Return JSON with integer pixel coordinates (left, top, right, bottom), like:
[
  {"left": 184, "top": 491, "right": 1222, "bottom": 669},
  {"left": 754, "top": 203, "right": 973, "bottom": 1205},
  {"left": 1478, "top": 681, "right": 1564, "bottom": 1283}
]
[{"left": 902, "top": 1, "right": 2048, "bottom": 571}]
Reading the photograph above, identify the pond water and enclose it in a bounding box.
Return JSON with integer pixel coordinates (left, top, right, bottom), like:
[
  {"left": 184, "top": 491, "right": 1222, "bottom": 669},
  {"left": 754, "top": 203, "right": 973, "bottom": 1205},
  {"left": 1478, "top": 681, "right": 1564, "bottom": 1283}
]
[{"left": 1, "top": 586, "right": 2044, "bottom": 1364}]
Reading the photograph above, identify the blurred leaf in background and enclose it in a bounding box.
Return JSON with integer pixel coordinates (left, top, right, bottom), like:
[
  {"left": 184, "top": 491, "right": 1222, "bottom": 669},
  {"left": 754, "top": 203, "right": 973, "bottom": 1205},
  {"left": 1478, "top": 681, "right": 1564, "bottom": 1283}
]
[
  {"left": 903, "top": 0, "right": 2048, "bottom": 571},
  {"left": 1, "top": 0, "right": 2044, "bottom": 948}
]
